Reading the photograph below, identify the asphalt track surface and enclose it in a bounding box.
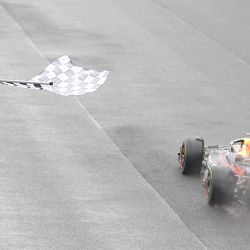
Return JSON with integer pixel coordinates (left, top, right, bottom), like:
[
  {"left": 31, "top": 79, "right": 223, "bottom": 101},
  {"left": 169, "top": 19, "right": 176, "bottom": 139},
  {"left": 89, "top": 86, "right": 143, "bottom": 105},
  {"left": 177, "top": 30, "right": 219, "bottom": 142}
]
[{"left": 0, "top": 0, "right": 250, "bottom": 249}]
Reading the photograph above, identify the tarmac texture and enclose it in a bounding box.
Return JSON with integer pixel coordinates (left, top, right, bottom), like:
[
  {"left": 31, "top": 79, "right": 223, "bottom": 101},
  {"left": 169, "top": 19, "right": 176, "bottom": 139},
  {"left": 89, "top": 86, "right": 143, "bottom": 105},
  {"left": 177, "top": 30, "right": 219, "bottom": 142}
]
[{"left": 0, "top": 0, "right": 250, "bottom": 249}]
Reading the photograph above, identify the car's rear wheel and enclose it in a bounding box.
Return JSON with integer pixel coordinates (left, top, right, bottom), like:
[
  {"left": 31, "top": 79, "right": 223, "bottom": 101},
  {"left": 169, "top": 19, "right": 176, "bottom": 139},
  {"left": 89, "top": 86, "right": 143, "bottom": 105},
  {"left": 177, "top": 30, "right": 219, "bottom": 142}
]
[
  {"left": 205, "top": 167, "right": 235, "bottom": 206},
  {"left": 180, "top": 138, "right": 204, "bottom": 175},
  {"left": 244, "top": 190, "right": 250, "bottom": 209}
]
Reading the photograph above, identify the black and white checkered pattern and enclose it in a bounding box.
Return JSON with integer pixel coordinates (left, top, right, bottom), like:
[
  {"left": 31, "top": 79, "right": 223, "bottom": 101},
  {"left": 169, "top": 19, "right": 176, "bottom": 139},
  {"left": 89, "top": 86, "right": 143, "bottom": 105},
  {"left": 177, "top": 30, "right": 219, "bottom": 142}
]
[
  {"left": 0, "top": 55, "right": 110, "bottom": 96},
  {"left": 32, "top": 55, "right": 110, "bottom": 96}
]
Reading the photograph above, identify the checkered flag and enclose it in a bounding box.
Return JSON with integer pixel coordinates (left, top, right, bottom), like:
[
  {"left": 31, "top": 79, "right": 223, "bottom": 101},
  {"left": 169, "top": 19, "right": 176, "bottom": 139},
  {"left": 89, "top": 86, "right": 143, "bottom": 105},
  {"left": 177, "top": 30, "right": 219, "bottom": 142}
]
[{"left": 0, "top": 55, "right": 110, "bottom": 96}]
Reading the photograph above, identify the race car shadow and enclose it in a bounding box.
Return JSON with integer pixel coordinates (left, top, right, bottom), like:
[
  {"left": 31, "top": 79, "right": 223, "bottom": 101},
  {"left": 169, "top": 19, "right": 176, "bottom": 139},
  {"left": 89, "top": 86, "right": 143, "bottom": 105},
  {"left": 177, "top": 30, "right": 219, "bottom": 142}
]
[{"left": 107, "top": 125, "right": 170, "bottom": 174}]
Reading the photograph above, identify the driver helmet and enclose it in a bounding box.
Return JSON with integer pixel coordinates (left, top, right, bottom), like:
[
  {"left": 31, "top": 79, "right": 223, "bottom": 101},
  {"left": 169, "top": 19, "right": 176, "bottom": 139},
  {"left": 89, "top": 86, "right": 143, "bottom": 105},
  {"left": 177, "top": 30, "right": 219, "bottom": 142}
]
[{"left": 240, "top": 138, "right": 250, "bottom": 158}]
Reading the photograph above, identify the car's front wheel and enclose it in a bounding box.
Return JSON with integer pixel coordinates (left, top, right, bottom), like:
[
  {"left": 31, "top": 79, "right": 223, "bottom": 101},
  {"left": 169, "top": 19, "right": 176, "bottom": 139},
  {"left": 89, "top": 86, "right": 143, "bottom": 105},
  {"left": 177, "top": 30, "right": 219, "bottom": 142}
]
[{"left": 179, "top": 138, "right": 204, "bottom": 175}]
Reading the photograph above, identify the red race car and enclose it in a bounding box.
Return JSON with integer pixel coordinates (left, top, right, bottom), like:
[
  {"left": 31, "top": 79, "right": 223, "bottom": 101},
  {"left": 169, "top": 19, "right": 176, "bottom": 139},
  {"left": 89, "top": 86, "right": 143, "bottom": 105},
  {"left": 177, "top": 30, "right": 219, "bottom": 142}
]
[{"left": 178, "top": 136, "right": 250, "bottom": 206}]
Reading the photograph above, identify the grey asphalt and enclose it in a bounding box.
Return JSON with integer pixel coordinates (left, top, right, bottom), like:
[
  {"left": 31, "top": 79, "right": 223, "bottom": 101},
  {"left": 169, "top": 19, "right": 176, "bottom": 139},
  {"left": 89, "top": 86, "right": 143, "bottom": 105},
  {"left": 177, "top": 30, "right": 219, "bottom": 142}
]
[{"left": 0, "top": 0, "right": 250, "bottom": 249}]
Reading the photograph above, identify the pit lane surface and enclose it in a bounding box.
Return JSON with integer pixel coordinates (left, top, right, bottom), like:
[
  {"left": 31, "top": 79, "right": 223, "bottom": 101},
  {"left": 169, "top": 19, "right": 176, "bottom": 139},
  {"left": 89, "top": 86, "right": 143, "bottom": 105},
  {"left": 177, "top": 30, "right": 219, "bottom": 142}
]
[{"left": 1, "top": 0, "right": 250, "bottom": 249}]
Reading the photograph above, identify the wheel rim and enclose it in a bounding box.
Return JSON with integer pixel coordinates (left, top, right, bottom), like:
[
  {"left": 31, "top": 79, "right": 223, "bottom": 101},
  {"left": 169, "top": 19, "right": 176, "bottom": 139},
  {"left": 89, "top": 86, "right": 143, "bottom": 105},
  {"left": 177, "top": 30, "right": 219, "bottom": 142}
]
[
  {"left": 205, "top": 172, "right": 212, "bottom": 200},
  {"left": 180, "top": 144, "right": 185, "bottom": 169}
]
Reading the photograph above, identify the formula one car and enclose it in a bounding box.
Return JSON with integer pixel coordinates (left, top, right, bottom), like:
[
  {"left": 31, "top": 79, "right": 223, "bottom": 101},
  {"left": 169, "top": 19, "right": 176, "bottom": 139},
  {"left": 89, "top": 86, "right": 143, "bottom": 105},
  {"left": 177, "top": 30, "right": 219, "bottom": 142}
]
[{"left": 178, "top": 136, "right": 250, "bottom": 206}]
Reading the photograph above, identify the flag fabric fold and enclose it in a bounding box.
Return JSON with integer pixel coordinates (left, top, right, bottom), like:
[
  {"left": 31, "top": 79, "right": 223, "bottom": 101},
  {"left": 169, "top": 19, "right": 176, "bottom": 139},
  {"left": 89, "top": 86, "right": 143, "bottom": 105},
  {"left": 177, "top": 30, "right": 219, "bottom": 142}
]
[{"left": 0, "top": 55, "right": 110, "bottom": 96}]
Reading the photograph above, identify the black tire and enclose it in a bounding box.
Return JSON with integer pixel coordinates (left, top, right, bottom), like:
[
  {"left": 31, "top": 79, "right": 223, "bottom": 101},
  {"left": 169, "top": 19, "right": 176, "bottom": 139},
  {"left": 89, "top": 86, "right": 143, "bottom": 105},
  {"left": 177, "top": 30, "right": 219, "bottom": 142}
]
[
  {"left": 244, "top": 191, "right": 250, "bottom": 209},
  {"left": 206, "top": 167, "right": 235, "bottom": 206},
  {"left": 181, "top": 138, "right": 204, "bottom": 175}
]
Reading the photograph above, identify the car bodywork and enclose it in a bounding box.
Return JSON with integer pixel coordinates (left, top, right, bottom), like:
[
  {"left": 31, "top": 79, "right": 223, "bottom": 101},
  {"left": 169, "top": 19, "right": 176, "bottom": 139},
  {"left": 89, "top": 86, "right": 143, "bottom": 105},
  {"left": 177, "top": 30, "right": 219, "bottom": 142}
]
[{"left": 178, "top": 137, "right": 250, "bottom": 205}]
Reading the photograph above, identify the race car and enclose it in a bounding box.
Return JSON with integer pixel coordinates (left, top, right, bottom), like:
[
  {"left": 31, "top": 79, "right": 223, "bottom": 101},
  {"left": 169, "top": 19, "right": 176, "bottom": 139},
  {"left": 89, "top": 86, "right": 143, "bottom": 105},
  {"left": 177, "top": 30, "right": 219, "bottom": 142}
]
[{"left": 178, "top": 136, "right": 250, "bottom": 206}]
